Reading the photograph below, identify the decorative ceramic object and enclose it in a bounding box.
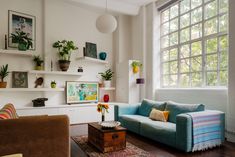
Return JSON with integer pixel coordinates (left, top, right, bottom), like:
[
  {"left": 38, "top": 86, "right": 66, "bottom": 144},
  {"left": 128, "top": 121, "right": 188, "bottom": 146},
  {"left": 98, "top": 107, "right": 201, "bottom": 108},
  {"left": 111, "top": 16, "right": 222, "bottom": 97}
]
[
  {"left": 99, "top": 121, "right": 121, "bottom": 129},
  {"left": 99, "top": 52, "right": 107, "bottom": 60},
  {"left": 103, "top": 94, "right": 109, "bottom": 102}
]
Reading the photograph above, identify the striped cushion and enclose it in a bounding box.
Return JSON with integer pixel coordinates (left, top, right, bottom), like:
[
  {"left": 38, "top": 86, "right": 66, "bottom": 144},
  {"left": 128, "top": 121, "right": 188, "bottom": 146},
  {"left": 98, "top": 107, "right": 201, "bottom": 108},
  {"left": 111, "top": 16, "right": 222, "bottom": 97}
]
[{"left": 0, "top": 103, "right": 19, "bottom": 120}]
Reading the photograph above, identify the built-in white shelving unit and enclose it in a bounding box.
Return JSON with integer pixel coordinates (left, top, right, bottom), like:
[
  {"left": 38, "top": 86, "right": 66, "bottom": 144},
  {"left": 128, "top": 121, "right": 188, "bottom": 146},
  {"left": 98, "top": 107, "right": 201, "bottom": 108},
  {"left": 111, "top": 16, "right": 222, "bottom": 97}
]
[
  {"left": 99, "top": 87, "right": 116, "bottom": 91},
  {"left": 0, "top": 49, "right": 34, "bottom": 57},
  {"left": 76, "top": 56, "right": 108, "bottom": 64},
  {"left": 0, "top": 88, "right": 64, "bottom": 92},
  {"left": 28, "top": 70, "right": 83, "bottom": 76}
]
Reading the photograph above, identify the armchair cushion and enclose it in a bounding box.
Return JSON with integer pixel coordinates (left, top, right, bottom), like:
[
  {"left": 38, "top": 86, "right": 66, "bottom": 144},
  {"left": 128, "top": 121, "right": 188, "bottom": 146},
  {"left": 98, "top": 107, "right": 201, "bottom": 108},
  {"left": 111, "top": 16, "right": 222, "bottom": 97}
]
[
  {"left": 165, "top": 101, "right": 204, "bottom": 123},
  {"left": 138, "top": 99, "right": 166, "bottom": 117}
]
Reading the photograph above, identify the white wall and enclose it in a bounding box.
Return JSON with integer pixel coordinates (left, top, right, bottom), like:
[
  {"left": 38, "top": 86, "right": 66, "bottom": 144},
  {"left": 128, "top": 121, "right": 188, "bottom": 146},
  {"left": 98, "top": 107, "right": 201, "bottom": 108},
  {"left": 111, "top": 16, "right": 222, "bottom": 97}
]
[{"left": 0, "top": 0, "right": 114, "bottom": 108}]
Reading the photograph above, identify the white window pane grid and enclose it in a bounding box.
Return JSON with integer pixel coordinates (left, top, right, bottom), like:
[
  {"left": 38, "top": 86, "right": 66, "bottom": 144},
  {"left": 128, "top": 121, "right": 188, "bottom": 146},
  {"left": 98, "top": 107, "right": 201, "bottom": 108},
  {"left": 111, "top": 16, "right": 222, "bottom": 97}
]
[{"left": 160, "top": 0, "right": 228, "bottom": 88}]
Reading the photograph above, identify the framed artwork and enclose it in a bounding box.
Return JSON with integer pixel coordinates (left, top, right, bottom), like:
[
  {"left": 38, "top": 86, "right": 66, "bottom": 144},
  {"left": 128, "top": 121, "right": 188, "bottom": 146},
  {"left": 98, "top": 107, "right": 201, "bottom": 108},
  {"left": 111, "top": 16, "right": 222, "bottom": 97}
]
[
  {"left": 66, "top": 81, "right": 99, "bottom": 104},
  {"left": 85, "top": 42, "right": 97, "bottom": 58},
  {"left": 12, "top": 71, "right": 28, "bottom": 88},
  {"left": 8, "top": 10, "right": 36, "bottom": 50}
]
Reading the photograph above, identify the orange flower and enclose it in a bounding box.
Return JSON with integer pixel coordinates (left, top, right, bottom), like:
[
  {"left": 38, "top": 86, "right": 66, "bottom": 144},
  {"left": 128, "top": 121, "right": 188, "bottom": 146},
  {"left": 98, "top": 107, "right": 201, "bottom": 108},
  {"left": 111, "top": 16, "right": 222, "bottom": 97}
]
[{"left": 97, "top": 103, "right": 109, "bottom": 113}]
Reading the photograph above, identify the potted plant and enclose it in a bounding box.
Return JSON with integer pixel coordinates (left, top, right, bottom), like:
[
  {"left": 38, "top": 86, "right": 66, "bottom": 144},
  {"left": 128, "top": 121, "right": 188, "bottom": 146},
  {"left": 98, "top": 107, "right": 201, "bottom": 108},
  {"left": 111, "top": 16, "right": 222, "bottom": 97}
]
[
  {"left": 33, "top": 55, "right": 44, "bottom": 70},
  {"left": 51, "top": 80, "right": 57, "bottom": 88},
  {"left": 11, "top": 31, "right": 33, "bottom": 51},
  {"left": 52, "top": 40, "right": 78, "bottom": 71},
  {"left": 131, "top": 61, "right": 142, "bottom": 74},
  {"left": 0, "top": 64, "right": 9, "bottom": 88},
  {"left": 98, "top": 69, "right": 114, "bottom": 88}
]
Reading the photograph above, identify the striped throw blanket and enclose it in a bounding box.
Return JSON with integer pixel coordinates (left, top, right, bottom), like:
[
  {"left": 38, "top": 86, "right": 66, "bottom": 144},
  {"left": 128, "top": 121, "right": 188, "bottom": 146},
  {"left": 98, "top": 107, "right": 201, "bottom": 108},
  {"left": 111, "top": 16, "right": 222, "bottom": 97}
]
[{"left": 187, "top": 111, "right": 223, "bottom": 152}]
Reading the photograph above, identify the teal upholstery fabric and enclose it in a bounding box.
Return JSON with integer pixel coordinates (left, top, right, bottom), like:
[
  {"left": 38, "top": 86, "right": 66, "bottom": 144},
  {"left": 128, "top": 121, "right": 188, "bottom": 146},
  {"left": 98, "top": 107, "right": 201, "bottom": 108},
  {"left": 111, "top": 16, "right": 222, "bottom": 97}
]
[
  {"left": 140, "top": 121, "right": 176, "bottom": 147},
  {"left": 176, "top": 113, "right": 193, "bottom": 152},
  {"left": 165, "top": 101, "right": 205, "bottom": 123},
  {"left": 119, "top": 115, "right": 149, "bottom": 134},
  {"left": 114, "top": 104, "right": 139, "bottom": 121},
  {"left": 138, "top": 99, "right": 166, "bottom": 117}
]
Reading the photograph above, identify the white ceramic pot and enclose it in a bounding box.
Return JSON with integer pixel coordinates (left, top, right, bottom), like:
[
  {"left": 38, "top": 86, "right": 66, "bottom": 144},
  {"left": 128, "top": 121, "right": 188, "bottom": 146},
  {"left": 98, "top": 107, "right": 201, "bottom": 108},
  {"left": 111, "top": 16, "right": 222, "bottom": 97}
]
[{"left": 103, "top": 81, "right": 111, "bottom": 88}]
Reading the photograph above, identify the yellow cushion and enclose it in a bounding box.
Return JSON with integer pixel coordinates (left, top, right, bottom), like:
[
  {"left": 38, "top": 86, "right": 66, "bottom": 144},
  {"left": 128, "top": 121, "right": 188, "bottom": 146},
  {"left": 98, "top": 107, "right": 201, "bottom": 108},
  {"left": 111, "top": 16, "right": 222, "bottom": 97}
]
[
  {"left": 1, "top": 154, "right": 23, "bottom": 157},
  {"left": 149, "top": 108, "right": 169, "bottom": 122}
]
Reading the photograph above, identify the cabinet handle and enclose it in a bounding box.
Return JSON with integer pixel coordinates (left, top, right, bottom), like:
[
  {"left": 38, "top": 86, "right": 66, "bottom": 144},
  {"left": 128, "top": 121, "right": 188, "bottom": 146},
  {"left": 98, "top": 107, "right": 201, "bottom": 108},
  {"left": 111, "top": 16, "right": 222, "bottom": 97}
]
[{"left": 112, "top": 134, "right": 119, "bottom": 139}]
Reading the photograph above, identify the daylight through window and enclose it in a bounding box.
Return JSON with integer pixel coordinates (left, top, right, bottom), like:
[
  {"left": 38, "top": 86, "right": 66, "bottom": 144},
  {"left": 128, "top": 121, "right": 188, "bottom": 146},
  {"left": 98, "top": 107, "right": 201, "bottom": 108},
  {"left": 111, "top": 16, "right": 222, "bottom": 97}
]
[{"left": 160, "top": 0, "right": 228, "bottom": 88}]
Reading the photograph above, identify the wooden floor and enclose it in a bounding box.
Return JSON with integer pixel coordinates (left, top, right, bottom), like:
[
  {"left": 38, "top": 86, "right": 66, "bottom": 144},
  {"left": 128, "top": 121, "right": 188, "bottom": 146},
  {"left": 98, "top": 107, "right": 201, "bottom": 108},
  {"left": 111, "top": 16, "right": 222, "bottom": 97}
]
[{"left": 70, "top": 124, "right": 235, "bottom": 157}]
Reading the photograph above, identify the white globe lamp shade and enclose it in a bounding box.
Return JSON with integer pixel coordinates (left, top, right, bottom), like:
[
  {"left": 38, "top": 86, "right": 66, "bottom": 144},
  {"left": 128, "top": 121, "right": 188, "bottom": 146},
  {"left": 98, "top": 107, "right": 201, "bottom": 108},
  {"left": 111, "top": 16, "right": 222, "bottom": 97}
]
[{"left": 96, "top": 14, "right": 117, "bottom": 33}]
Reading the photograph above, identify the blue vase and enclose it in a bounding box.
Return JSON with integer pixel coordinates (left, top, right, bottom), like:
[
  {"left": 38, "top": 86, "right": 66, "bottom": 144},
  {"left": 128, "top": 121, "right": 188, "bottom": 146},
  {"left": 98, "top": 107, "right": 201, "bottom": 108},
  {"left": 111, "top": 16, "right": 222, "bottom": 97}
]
[{"left": 99, "top": 52, "right": 107, "bottom": 60}]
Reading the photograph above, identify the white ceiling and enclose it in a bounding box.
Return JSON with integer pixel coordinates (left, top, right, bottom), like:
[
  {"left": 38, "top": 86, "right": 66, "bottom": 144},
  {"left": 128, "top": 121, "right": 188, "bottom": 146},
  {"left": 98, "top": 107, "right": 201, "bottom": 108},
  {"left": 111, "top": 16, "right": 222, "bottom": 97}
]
[{"left": 68, "top": 0, "right": 158, "bottom": 15}]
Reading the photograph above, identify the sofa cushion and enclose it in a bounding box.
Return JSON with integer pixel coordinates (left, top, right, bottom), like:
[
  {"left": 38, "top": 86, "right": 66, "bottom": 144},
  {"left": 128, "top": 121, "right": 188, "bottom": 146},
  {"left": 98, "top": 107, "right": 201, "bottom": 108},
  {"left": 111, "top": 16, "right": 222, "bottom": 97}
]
[
  {"left": 149, "top": 108, "right": 169, "bottom": 122},
  {"left": 165, "top": 101, "right": 205, "bottom": 123},
  {"left": 119, "top": 115, "right": 154, "bottom": 134},
  {"left": 0, "top": 103, "right": 19, "bottom": 120},
  {"left": 138, "top": 99, "right": 166, "bottom": 117},
  {"left": 140, "top": 121, "right": 176, "bottom": 147}
]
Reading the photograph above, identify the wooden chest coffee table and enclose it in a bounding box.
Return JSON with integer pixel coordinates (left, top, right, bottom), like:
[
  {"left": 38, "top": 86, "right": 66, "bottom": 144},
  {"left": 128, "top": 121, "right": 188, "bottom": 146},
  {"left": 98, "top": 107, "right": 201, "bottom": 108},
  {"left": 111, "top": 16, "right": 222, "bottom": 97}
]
[{"left": 88, "top": 122, "right": 127, "bottom": 153}]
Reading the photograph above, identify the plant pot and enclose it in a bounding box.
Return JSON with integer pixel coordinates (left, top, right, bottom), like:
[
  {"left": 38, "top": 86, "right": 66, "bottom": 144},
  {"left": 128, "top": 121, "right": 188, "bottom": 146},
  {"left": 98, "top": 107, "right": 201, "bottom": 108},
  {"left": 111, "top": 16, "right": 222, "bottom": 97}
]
[
  {"left": 133, "top": 66, "right": 139, "bottom": 73},
  {"left": 51, "top": 83, "right": 56, "bottom": 88},
  {"left": 18, "top": 43, "right": 27, "bottom": 51},
  {"left": 0, "top": 82, "right": 7, "bottom": 88},
  {"left": 58, "top": 60, "right": 70, "bottom": 71},
  {"left": 103, "top": 81, "right": 111, "bottom": 88},
  {"left": 35, "top": 65, "right": 43, "bottom": 70}
]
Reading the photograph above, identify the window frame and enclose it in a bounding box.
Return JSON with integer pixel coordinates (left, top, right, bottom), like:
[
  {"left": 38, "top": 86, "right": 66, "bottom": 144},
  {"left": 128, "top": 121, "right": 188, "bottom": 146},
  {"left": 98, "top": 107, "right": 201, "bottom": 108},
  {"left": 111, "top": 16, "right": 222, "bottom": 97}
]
[{"left": 160, "top": 0, "right": 228, "bottom": 88}]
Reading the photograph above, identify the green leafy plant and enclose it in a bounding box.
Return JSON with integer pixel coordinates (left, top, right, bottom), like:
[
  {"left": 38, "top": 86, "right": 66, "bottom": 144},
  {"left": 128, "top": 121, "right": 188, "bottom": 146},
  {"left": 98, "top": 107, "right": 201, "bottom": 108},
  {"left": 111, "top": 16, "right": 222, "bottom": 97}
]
[
  {"left": 11, "top": 31, "right": 33, "bottom": 49},
  {"left": 99, "top": 69, "right": 114, "bottom": 81},
  {"left": 52, "top": 40, "right": 78, "bottom": 61},
  {"left": 33, "top": 55, "right": 44, "bottom": 66},
  {"left": 51, "top": 80, "right": 56, "bottom": 84},
  {"left": 0, "top": 64, "right": 9, "bottom": 82},
  {"left": 131, "top": 61, "right": 142, "bottom": 67}
]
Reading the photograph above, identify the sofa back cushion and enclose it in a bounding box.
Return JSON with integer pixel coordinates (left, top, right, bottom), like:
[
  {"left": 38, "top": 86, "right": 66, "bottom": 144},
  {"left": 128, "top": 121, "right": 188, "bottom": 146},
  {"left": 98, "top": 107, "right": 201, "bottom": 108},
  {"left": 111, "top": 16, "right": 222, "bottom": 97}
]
[
  {"left": 138, "top": 99, "right": 166, "bottom": 117},
  {"left": 165, "top": 101, "right": 205, "bottom": 123},
  {"left": 0, "top": 103, "right": 19, "bottom": 120}
]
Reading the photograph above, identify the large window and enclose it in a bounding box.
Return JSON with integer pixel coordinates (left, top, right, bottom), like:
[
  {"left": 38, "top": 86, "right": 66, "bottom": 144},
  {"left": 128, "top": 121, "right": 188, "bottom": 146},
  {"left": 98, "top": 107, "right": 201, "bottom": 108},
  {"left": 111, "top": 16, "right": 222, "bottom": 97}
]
[{"left": 160, "top": 0, "right": 228, "bottom": 88}]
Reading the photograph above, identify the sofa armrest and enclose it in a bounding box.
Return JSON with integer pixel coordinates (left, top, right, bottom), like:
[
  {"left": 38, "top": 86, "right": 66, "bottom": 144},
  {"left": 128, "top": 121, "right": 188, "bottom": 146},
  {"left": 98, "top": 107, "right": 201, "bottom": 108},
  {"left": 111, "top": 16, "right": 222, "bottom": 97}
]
[
  {"left": 0, "top": 115, "right": 70, "bottom": 157},
  {"left": 114, "top": 104, "right": 140, "bottom": 121},
  {"left": 176, "top": 113, "right": 193, "bottom": 152},
  {"left": 176, "top": 110, "right": 225, "bottom": 152}
]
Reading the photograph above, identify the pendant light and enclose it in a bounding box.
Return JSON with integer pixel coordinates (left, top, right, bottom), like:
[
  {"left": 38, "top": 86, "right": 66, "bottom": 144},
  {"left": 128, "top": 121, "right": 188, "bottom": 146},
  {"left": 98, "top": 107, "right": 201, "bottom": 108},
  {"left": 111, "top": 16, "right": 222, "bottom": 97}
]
[{"left": 96, "top": 0, "right": 117, "bottom": 33}]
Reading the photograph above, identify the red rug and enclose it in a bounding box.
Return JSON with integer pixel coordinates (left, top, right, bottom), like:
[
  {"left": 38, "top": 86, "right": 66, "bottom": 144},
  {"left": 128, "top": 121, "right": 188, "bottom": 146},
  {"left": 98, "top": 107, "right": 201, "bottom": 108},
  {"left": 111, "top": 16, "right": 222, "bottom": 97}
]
[{"left": 71, "top": 135, "right": 153, "bottom": 157}]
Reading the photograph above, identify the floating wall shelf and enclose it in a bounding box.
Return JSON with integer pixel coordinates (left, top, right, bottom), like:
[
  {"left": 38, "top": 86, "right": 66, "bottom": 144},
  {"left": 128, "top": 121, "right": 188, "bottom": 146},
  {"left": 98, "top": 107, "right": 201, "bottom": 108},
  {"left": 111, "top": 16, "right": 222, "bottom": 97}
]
[
  {"left": 99, "top": 87, "right": 116, "bottom": 91},
  {"left": 0, "top": 88, "right": 65, "bottom": 92},
  {"left": 28, "top": 70, "right": 83, "bottom": 76},
  {"left": 0, "top": 49, "right": 34, "bottom": 57},
  {"left": 76, "top": 56, "right": 108, "bottom": 64}
]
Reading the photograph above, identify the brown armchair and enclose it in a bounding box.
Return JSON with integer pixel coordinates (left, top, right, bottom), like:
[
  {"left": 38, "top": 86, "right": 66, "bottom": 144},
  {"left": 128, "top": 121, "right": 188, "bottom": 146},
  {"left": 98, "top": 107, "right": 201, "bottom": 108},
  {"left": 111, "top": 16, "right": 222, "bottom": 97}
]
[{"left": 0, "top": 115, "right": 70, "bottom": 157}]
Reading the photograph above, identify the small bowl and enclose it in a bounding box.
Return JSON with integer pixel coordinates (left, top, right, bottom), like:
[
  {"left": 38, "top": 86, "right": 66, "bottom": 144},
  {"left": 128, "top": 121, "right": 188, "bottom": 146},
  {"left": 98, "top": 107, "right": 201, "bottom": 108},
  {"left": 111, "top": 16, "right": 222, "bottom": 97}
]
[{"left": 99, "top": 121, "right": 121, "bottom": 129}]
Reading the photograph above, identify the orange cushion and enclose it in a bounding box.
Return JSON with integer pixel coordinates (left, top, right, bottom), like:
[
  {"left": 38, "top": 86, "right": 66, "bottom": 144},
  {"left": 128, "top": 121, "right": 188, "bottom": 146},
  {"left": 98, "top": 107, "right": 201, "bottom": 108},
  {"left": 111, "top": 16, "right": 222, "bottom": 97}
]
[
  {"left": 149, "top": 108, "right": 169, "bottom": 122},
  {"left": 0, "top": 103, "right": 19, "bottom": 120}
]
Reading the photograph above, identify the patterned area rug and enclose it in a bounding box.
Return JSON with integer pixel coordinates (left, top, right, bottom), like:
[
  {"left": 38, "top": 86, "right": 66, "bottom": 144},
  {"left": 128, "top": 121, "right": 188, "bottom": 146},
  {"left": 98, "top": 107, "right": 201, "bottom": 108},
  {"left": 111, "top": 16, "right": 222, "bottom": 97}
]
[{"left": 71, "top": 135, "right": 152, "bottom": 157}]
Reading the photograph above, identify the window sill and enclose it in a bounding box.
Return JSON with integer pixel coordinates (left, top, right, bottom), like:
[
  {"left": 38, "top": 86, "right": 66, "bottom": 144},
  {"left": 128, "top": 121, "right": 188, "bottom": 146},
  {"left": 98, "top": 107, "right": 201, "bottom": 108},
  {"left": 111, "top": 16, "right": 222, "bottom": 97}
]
[{"left": 156, "top": 87, "right": 227, "bottom": 91}]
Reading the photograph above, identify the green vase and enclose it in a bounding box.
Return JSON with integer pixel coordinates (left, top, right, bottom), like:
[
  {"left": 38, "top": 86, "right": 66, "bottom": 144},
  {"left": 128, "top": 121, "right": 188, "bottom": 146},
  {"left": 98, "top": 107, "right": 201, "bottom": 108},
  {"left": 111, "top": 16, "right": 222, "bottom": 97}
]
[{"left": 18, "top": 43, "right": 27, "bottom": 51}]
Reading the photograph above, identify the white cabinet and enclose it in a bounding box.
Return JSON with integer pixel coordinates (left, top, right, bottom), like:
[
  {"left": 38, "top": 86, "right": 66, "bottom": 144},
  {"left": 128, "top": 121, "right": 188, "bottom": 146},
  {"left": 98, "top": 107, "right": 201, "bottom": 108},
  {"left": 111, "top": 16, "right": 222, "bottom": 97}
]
[{"left": 16, "top": 104, "right": 114, "bottom": 124}]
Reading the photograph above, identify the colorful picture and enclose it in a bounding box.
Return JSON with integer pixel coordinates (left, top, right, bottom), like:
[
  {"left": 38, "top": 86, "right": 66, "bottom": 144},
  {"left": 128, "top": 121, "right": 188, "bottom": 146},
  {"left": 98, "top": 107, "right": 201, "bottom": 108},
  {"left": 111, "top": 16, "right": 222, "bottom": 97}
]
[
  {"left": 8, "top": 10, "right": 36, "bottom": 49},
  {"left": 66, "top": 81, "right": 99, "bottom": 104},
  {"left": 12, "top": 71, "right": 28, "bottom": 88}
]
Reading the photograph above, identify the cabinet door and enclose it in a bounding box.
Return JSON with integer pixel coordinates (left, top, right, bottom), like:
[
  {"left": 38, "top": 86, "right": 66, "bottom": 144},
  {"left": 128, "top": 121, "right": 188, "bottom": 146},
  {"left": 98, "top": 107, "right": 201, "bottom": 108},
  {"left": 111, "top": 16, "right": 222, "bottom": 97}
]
[{"left": 17, "top": 108, "right": 59, "bottom": 116}]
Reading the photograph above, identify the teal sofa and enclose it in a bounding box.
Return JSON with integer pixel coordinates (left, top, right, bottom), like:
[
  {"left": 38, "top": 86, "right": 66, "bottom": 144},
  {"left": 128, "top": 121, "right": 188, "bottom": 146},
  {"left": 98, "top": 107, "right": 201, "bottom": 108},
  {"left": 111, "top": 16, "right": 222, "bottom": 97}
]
[{"left": 114, "top": 99, "right": 225, "bottom": 152}]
